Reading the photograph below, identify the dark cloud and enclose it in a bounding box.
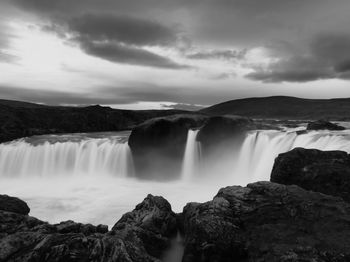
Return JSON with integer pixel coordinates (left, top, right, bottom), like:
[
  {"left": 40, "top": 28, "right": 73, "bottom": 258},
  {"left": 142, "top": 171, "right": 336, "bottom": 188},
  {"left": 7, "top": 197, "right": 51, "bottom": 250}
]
[
  {"left": 68, "top": 13, "right": 177, "bottom": 46},
  {"left": 9, "top": 0, "right": 350, "bottom": 49},
  {"left": 311, "top": 34, "right": 350, "bottom": 73},
  {"left": 11, "top": 0, "right": 177, "bottom": 15},
  {"left": 186, "top": 49, "right": 247, "bottom": 61},
  {"left": 2, "top": 0, "right": 350, "bottom": 102},
  {"left": 0, "top": 85, "right": 132, "bottom": 106},
  {"left": 246, "top": 33, "right": 350, "bottom": 83},
  {"left": 209, "top": 72, "right": 237, "bottom": 80},
  {"left": 335, "top": 61, "right": 350, "bottom": 73},
  {"left": 246, "top": 56, "right": 335, "bottom": 83},
  {"left": 79, "top": 40, "right": 189, "bottom": 69},
  {"left": 10, "top": 0, "right": 339, "bottom": 48},
  {"left": 42, "top": 13, "right": 189, "bottom": 69}
]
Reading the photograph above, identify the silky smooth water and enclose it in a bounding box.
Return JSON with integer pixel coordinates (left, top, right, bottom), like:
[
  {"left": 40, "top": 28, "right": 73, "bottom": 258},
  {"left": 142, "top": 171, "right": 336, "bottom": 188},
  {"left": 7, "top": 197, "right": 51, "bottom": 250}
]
[
  {"left": 1, "top": 129, "right": 350, "bottom": 227},
  {"left": 181, "top": 129, "right": 201, "bottom": 181},
  {"left": 0, "top": 132, "right": 133, "bottom": 177}
]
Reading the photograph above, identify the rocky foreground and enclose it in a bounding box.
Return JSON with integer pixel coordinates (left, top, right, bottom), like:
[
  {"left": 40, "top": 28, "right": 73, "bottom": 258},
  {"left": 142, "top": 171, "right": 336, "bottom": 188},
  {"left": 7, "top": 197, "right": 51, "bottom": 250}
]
[{"left": 2, "top": 148, "right": 350, "bottom": 261}]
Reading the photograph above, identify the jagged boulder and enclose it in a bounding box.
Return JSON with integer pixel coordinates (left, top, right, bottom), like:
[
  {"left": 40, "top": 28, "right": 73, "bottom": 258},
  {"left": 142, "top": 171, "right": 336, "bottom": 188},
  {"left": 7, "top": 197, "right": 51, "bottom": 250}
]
[
  {"left": 0, "top": 194, "right": 30, "bottom": 215},
  {"left": 0, "top": 194, "right": 177, "bottom": 262},
  {"left": 128, "top": 114, "right": 207, "bottom": 179},
  {"left": 270, "top": 147, "right": 350, "bottom": 201},
  {"left": 181, "top": 181, "right": 350, "bottom": 262},
  {"left": 307, "top": 120, "right": 345, "bottom": 131},
  {"left": 112, "top": 194, "right": 177, "bottom": 258}
]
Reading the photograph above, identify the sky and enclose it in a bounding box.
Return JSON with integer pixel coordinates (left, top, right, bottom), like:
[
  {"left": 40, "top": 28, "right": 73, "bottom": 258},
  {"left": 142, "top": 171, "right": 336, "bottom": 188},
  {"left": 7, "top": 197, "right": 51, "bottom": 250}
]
[{"left": 0, "top": 0, "right": 350, "bottom": 109}]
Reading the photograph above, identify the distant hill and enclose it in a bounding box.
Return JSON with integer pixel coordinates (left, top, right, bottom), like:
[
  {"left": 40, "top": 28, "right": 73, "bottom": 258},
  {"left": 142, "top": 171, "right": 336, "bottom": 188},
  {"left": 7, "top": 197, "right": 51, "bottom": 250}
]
[
  {"left": 0, "top": 99, "right": 47, "bottom": 108},
  {"left": 200, "top": 96, "right": 350, "bottom": 120},
  {"left": 2, "top": 96, "right": 350, "bottom": 144},
  {"left": 0, "top": 99, "right": 195, "bottom": 143}
]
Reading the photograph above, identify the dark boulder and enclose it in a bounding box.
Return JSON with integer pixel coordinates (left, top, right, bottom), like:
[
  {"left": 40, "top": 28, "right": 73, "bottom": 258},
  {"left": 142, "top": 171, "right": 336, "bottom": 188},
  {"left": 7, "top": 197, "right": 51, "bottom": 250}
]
[
  {"left": 0, "top": 194, "right": 177, "bottom": 262},
  {"left": 307, "top": 120, "right": 345, "bottom": 131},
  {"left": 112, "top": 194, "right": 177, "bottom": 258},
  {"left": 271, "top": 147, "right": 350, "bottom": 201},
  {"left": 181, "top": 181, "right": 350, "bottom": 262},
  {"left": 0, "top": 194, "right": 30, "bottom": 215},
  {"left": 128, "top": 114, "right": 207, "bottom": 179},
  {"left": 296, "top": 129, "right": 307, "bottom": 135},
  {"left": 113, "top": 194, "right": 177, "bottom": 236},
  {"left": 197, "top": 115, "right": 255, "bottom": 156}
]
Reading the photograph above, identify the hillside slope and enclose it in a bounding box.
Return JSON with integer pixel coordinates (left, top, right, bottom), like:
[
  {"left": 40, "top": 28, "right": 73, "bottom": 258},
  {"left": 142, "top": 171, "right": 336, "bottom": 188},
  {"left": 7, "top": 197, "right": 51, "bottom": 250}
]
[
  {"left": 0, "top": 100, "right": 194, "bottom": 143},
  {"left": 200, "top": 96, "right": 350, "bottom": 120}
]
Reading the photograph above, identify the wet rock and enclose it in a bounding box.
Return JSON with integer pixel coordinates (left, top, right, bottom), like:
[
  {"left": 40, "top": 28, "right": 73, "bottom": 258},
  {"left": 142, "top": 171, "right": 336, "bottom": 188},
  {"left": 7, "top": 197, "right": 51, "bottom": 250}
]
[
  {"left": 0, "top": 194, "right": 177, "bottom": 262},
  {"left": 113, "top": 194, "right": 177, "bottom": 258},
  {"left": 197, "top": 115, "right": 254, "bottom": 144},
  {"left": 307, "top": 120, "right": 345, "bottom": 131},
  {"left": 128, "top": 114, "right": 207, "bottom": 179},
  {"left": 0, "top": 194, "right": 30, "bottom": 215},
  {"left": 113, "top": 194, "right": 177, "bottom": 236},
  {"left": 296, "top": 129, "right": 307, "bottom": 135},
  {"left": 197, "top": 115, "right": 254, "bottom": 157},
  {"left": 271, "top": 147, "right": 350, "bottom": 201},
  {"left": 181, "top": 181, "right": 350, "bottom": 262}
]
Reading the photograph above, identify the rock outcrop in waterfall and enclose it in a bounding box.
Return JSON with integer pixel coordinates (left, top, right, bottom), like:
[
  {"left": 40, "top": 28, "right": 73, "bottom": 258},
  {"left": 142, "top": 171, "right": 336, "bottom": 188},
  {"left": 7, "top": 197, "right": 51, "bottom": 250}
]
[
  {"left": 271, "top": 147, "right": 350, "bottom": 201},
  {"left": 128, "top": 114, "right": 256, "bottom": 179},
  {"left": 196, "top": 115, "right": 254, "bottom": 156},
  {"left": 128, "top": 114, "right": 207, "bottom": 179},
  {"left": 307, "top": 120, "right": 345, "bottom": 131}
]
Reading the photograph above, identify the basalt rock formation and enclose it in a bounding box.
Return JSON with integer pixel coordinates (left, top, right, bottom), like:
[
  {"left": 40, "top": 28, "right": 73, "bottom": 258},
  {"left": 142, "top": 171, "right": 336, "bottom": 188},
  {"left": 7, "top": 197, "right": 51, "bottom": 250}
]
[
  {"left": 0, "top": 194, "right": 177, "bottom": 262},
  {"left": 3, "top": 181, "right": 350, "bottom": 261},
  {"left": 196, "top": 115, "right": 255, "bottom": 155},
  {"left": 4, "top": 146, "right": 350, "bottom": 261},
  {"left": 128, "top": 114, "right": 207, "bottom": 179},
  {"left": 271, "top": 147, "right": 350, "bottom": 202},
  {"left": 128, "top": 114, "right": 257, "bottom": 179},
  {"left": 181, "top": 181, "right": 350, "bottom": 262},
  {"left": 306, "top": 120, "right": 345, "bottom": 131},
  {"left": 0, "top": 194, "right": 30, "bottom": 215}
]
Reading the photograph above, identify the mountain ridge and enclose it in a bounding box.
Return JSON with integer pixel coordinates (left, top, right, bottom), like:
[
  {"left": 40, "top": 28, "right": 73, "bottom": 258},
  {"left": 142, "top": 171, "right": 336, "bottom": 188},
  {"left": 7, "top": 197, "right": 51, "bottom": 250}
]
[{"left": 200, "top": 96, "right": 350, "bottom": 120}]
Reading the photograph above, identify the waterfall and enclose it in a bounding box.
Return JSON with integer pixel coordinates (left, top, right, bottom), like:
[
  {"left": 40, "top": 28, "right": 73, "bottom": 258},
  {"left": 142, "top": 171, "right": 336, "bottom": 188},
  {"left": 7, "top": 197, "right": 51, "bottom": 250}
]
[
  {"left": 0, "top": 137, "right": 134, "bottom": 177},
  {"left": 235, "top": 130, "right": 350, "bottom": 182},
  {"left": 181, "top": 130, "right": 201, "bottom": 181},
  {"left": 179, "top": 129, "right": 350, "bottom": 184},
  {"left": 1, "top": 129, "right": 350, "bottom": 182}
]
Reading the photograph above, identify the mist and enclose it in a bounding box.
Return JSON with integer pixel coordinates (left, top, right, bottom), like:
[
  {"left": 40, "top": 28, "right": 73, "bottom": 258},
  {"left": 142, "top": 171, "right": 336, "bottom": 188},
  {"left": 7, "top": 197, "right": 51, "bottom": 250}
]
[{"left": 1, "top": 127, "right": 350, "bottom": 227}]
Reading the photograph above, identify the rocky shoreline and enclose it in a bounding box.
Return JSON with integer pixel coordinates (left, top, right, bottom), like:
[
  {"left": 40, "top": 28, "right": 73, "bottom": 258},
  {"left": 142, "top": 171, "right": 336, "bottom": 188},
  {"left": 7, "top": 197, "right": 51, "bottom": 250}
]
[{"left": 2, "top": 147, "right": 350, "bottom": 261}]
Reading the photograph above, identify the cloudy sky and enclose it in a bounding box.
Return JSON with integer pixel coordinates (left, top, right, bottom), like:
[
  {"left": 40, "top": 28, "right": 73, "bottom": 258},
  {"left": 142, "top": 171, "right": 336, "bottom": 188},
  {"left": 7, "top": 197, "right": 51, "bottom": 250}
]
[{"left": 0, "top": 0, "right": 350, "bottom": 109}]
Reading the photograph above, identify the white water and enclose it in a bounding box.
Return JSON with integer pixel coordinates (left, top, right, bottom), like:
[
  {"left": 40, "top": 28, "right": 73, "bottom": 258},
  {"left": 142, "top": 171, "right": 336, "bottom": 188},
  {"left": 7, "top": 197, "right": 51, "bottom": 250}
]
[
  {"left": 1, "top": 128, "right": 350, "bottom": 227},
  {"left": 0, "top": 133, "right": 134, "bottom": 177},
  {"left": 181, "top": 129, "right": 350, "bottom": 185},
  {"left": 181, "top": 129, "right": 201, "bottom": 181},
  {"left": 235, "top": 130, "right": 350, "bottom": 182}
]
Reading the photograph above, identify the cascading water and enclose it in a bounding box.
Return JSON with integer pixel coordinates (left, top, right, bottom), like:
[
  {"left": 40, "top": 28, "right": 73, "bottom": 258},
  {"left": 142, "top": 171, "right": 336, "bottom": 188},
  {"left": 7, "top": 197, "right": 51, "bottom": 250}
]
[
  {"left": 1, "top": 128, "right": 350, "bottom": 227},
  {"left": 233, "top": 129, "right": 350, "bottom": 183},
  {"left": 0, "top": 134, "right": 134, "bottom": 177},
  {"left": 181, "top": 129, "right": 201, "bottom": 181}
]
